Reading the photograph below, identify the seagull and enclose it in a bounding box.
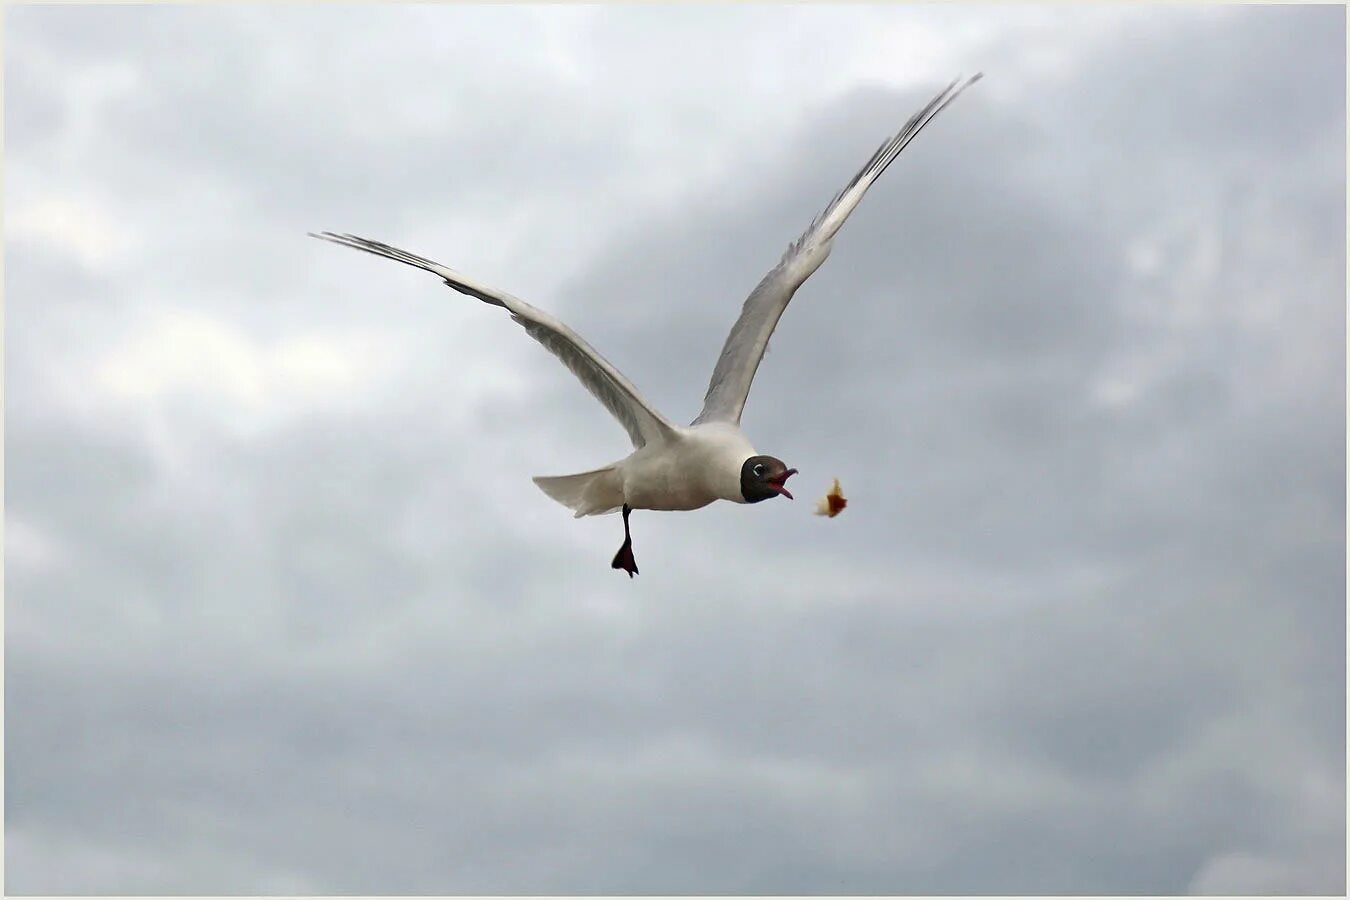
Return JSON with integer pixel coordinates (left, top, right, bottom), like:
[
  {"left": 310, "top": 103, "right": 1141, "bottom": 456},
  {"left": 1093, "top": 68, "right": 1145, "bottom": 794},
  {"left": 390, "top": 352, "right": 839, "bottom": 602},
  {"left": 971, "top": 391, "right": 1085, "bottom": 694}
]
[{"left": 313, "top": 74, "right": 980, "bottom": 577}]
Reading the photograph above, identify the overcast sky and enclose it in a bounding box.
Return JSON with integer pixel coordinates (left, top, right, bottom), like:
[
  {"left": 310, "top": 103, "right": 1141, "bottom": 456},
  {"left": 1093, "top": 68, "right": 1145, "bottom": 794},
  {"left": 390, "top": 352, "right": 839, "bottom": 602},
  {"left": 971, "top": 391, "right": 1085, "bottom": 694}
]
[{"left": 6, "top": 4, "right": 1345, "bottom": 895}]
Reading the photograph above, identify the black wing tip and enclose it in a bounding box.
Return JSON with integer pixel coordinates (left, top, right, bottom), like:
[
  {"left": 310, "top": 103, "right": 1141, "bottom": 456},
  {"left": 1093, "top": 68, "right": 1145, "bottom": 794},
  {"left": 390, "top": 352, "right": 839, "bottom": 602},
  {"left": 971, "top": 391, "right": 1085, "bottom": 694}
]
[
  {"left": 877, "top": 72, "right": 983, "bottom": 159},
  {"left": 943, "top": 72, "right": 984, "bottom": 95},
  {"left": 310, "top": 231, "right": 416, "bottom": 259},
  {"left": 950, "top": 72, "right": 984, "bottom": 101},
  {"left": 308, "top": 230, "right": 447, "bottom": 278},
  {"left": 309, "top": 230, "right": 371, "bottom": 248}
]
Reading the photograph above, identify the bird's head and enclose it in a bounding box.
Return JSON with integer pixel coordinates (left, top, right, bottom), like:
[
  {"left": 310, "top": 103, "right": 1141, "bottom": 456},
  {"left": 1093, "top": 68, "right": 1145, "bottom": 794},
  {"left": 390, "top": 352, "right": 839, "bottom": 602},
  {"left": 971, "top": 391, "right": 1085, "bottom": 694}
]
[{"left": 740, "top": 455, "right": 798, "bottom": 503}]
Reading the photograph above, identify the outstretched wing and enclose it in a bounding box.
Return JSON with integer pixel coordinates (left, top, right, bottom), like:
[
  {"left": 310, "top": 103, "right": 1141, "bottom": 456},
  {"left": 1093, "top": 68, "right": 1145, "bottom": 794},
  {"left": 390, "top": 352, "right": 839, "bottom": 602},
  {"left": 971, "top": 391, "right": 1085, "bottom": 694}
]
[
  {"left": 312, "top": 232, "right": 679, "bottom": 449},
  {"left": 692, "top": 74, "right": 982, "bottom": 426}
]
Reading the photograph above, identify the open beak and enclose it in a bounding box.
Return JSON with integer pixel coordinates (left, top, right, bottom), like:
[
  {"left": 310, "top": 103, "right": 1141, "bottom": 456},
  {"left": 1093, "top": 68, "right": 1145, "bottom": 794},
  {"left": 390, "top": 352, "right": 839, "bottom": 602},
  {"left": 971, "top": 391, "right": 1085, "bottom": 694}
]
[{"left": 768, "top": 467, "right": 798, "bottom": 500}]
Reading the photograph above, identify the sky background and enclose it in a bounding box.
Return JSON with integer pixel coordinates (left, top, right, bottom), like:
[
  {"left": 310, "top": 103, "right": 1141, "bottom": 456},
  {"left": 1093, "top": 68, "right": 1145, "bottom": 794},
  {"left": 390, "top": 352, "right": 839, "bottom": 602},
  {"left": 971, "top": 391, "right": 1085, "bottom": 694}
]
[{"left": 5, "top": 4, "right": 1345, "bottom": 895}]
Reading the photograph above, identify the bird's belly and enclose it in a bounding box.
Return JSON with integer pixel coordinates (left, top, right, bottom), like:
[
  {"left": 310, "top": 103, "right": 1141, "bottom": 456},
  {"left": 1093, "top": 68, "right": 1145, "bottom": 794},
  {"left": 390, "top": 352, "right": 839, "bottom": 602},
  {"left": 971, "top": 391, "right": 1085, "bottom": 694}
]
[
  {"left": 621, "top": 453, "right": 720, "bottom": 512},
  {"left": 625, "top": 475, "right": 718, "bottom": 511}
]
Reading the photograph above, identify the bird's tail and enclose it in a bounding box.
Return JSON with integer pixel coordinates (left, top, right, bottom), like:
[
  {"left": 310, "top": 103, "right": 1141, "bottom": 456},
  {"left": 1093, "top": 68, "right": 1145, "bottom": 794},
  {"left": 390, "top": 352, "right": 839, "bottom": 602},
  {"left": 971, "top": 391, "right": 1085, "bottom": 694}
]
[{"left": 533, "top": 466, "right": 623, "bottom": 518}]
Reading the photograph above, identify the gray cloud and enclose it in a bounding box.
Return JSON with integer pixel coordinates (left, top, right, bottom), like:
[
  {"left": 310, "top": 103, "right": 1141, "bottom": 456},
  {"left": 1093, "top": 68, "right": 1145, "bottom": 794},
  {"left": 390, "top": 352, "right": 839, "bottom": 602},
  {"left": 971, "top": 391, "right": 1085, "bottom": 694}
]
[{"left": 5, "top": 3, "right": 1344, "bottom": 895}]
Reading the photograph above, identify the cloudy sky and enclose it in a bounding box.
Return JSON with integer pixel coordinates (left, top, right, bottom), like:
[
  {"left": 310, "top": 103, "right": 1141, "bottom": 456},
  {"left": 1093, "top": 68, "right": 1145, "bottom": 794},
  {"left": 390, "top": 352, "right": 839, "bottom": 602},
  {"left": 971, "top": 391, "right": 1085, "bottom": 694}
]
[{"left": 5, "top": 4, "right": 1345, "bottom": 895}]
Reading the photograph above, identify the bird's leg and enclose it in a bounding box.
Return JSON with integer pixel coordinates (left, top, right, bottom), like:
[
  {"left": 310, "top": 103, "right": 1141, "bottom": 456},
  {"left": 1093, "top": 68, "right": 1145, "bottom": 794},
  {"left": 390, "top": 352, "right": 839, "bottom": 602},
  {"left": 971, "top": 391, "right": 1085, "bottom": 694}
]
[{"left": 611, "top": 503, "right": 639, "bottom": 578}]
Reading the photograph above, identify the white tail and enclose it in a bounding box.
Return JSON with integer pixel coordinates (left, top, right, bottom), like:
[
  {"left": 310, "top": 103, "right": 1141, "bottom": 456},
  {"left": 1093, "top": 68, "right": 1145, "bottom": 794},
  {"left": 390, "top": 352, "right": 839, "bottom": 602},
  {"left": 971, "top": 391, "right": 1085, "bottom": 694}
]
[{"left": 532, "top": 466, "right": 623, "bottom": 518}]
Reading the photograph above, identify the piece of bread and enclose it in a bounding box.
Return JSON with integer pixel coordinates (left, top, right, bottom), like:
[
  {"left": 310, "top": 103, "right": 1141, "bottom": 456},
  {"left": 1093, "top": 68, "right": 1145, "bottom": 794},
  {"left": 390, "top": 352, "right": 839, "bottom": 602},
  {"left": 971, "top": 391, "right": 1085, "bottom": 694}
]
[{"left": 814, "top": 478, "right": 847, "bottom": 518}]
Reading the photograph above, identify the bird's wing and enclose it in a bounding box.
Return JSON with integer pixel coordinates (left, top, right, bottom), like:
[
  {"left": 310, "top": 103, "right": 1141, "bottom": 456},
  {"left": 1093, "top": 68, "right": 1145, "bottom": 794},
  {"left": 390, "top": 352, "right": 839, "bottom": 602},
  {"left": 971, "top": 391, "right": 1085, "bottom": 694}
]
[
  {"left": 692, "top": 74, "right": 982, "bottom": 426},
  {"left": 311, "top": 232, "right": 679, "bottom": 449}
]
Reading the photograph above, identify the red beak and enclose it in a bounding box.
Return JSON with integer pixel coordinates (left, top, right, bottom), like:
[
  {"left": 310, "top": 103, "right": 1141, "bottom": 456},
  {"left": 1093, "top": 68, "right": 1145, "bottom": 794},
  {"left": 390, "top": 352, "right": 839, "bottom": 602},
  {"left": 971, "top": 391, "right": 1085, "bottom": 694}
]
[{"left": 768, "top": 467, "right": 798, "bottom": 500}]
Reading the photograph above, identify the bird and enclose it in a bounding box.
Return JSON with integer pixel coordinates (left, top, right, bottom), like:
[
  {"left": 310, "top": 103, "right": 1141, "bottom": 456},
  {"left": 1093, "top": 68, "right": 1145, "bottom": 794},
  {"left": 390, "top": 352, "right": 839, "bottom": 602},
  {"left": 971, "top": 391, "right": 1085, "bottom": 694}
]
[{"left": 312, "top": 74, "right": 981, "bottom": 577}]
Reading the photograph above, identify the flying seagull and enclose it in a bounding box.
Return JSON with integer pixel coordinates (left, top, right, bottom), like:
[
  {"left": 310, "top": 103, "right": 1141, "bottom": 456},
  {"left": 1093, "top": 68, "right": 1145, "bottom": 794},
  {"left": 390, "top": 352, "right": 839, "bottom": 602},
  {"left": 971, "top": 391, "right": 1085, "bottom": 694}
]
[{"left": 313, "top": 74, "right": 981, "bottom": 577}]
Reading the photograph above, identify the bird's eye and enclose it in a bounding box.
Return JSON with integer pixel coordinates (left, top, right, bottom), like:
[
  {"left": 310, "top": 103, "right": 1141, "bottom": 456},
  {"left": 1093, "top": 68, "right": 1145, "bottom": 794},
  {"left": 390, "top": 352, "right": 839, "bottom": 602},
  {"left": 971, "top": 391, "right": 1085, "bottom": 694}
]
[{"left": 753, "top": 463, "right": 765, "bottom": 477}]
